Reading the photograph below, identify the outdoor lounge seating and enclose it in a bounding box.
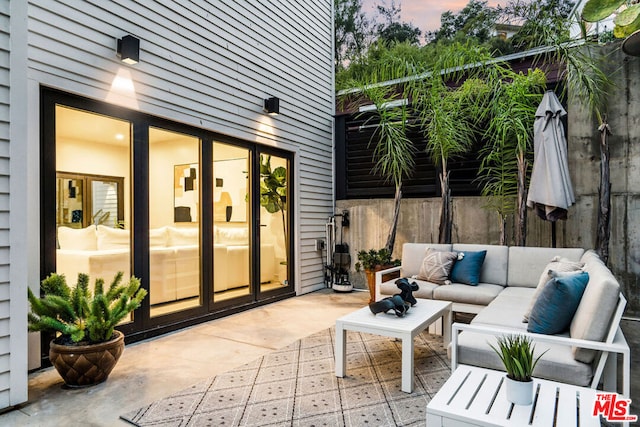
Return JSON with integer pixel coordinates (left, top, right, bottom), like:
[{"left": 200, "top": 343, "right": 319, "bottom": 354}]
[{"left": 376, "top": 243, "right": 630, "bottom": 396}]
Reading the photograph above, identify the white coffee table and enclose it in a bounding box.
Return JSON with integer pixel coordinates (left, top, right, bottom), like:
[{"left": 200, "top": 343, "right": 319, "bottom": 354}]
[
  {"left": 335, "top": 298, "right": 452, "bottom": 393},
  {"left": 426, "top": 365, "right": 603, "bottom": 427}
]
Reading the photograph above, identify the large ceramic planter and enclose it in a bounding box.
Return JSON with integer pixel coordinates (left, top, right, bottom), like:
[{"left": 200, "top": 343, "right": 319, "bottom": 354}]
[
  {"left": 364, "top": 269, "right": 377, "bottom": 303},
  {"left": 49, "top": 330, "right": 125, "bottom": 387},
  {"left": 505, "top": 376, "right": 533, "bottom": 405}
]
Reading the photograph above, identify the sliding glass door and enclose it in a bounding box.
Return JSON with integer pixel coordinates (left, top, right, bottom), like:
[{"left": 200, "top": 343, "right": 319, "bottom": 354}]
[
  {"left": 257, "top": 151, "right": 290, "bottom": 295},
  {"left": 41, "top": 88, "right": 295, "bottom": 352},
  {"left": 212, "top": 142, "right": 252, "bottom": 302},
  {"left": 148, "top": 127, "right": 202, "bottom": 317}
]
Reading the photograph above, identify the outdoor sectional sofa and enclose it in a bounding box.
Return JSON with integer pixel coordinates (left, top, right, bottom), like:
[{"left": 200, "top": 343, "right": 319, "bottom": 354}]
[
  {"left": 56, "top": 225, "right": 277, "bottom": 304},
  {"left": 376, "top": 243, "right": 630, "bottom": 396}
]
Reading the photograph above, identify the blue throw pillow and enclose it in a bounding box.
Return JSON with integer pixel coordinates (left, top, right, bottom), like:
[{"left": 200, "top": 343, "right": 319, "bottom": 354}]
[
  {"left": 527, "top": 271, "right": 589, "bottom": 335},
  {"left": 449, "top": 250, "right": 487, "bottom": 286}
]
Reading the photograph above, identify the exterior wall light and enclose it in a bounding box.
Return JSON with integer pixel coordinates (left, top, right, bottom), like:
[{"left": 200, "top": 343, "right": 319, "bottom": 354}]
[
  {"left": 117, "top": 35, "right": 140, "bottom": 65},
  {"left": 264, "top": 97, "right": 280, "bottom": 115},
  {"left": 622, "top": 30, "right": 640, "bottom": 57}
]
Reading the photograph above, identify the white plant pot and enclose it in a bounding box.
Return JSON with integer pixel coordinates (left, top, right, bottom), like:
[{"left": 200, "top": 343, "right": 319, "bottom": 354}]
[{"left": 505, "top": 376, "right": 533, "bottom": 405}]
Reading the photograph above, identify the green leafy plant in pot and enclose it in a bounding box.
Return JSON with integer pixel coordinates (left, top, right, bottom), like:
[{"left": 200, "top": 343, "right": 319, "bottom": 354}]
[
  {"left": 355, "top": 248, "right": 400, "bottom": 303},
  {"left": 28, "top": 271, "right": 147, "bottom": 387},
  {"left": 490, "top": 334, "right": 547, "bottom": 405},
  {"left": 259, "top": 154, "right": 288, "bottom": 275}
]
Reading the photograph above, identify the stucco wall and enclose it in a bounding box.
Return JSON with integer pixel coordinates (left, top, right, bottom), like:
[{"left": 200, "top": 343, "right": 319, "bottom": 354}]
[{"left": 337, "top": 42, "right": 640, "bottom": 317}]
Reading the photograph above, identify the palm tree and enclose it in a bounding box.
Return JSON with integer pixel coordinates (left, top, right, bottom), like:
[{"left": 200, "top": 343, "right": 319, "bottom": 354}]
[
  {"left": 480, "top": 69, "right": 547, "bottom": 245},
  {"left": 359, "top": 81, "right": 416, "bottom": 254},
  {"left": 406, "top": 43, "right": 495, "bottom": 243}
]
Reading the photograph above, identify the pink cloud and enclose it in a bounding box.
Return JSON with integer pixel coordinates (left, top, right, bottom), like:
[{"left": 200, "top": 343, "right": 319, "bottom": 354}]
[{"left": 361, "top": 0, "right": 504, "bottom": 34}]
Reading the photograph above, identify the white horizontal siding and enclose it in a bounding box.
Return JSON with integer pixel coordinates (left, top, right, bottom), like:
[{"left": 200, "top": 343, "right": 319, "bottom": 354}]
[
  {"left": 0, "top": 0, "right": 11, "bottom": 411},
  {"left": 27, "top": 0, "right": 333, "bottom": 298}
]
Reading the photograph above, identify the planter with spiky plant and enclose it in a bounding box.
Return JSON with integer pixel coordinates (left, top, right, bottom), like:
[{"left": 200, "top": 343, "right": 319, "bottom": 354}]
[
  {"left": 490, "top": 334, "right": 547, "bottom": 405},
  {"left": 28, "top": 271, "right": 147, "bottom": 387}
]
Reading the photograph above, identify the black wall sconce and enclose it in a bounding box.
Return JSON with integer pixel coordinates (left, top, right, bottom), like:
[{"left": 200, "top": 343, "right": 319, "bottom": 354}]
[
  {"left": 623, "top": 30, "right": 640, "bottom": 57},
  {"left": 264, "top": 97, "right": 280, "bottom": 115},
  {"left": 117, "top": 35, "right": 140, "bottom": 65}
]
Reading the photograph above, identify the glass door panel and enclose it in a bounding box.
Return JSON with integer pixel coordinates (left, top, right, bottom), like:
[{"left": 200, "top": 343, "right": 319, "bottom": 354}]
[
  {"left": 54, "top": 106, "right": 133, "bottom": 321},
  {"left": 149, "top": 127, "right": 201, "bottom": 317},
  {"left": 258, "top": 153, "right": 289, "bottom": 293},
  {"left": 212, "top": 142, "right": 251, "bottom": 302}
]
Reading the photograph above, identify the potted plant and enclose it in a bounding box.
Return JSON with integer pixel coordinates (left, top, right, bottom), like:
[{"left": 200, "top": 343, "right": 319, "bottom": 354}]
[
  {"left": 259, "top": 154, "right": 288, "bottom": 278},
  {"left": 355, "top": 248, "right": 400, "bottom": 303},
  {"left": 28, "top": 271, "right": 147, "bottom": 387},
  {"left": 490, "top": 334, "right": 546, "bottom": 405}
]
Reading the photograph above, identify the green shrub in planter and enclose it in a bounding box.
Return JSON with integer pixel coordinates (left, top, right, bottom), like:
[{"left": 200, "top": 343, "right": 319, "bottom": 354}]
[{"left": 28, "top": 272, "right": 147, "bottom": 345}]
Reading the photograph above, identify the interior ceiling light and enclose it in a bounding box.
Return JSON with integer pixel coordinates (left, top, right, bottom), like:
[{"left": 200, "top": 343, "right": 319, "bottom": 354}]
[
  {"left": 117, "top": 35, "right": 140, "bottom": 65},
  {"left": 264, "top": 97, "right": 280, "bottom": 115}
]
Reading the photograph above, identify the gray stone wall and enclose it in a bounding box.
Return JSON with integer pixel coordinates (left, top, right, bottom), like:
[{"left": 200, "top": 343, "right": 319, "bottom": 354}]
[{"left": 336, "top": 42, "right": 640, "bottom": 317}]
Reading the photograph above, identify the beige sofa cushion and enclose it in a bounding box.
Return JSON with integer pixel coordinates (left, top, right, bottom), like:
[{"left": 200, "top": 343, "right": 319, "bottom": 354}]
[
  {"left": 149, "top": 227, "right": 168, "bottom": 248},
  {"left": 452, "top": 244, "right": 508, "bottom": 286},
  {"left": 379, "top": 278, "right": 438, "bottom": 299},
  {"left": 216, "top": 226, "right": 249, "bottom": 246},
  {"left": 433, "top": 283, "right": 503, "bottom": 306},
  {"left": 167, "top": 226, "right": 199, "bottom": 246},
  {"left": 472, "top": 286, "right": 535, "bottom": 329},
  {"left": 507, "top": 247, "right": 584, "bottom": 288},
  {"left": 58, "top": 226, "right": 97, "bottom": 251},
  {"left": 570, "top": 250, "right": 621, "bottom": 363},
  {"left": 96, "top": 225, "right": 130, "bottom": 250},
  {"left": 400, "top": 243, "right": 452, "bottom": 278},
  {"left": 454, "top": 331, "right": 594, "bottom": 387}
]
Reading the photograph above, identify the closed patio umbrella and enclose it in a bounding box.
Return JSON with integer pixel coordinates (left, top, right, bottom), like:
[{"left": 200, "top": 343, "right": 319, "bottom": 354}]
[{"left": 526, "top": 90, "right": 575, "bottom": 247}]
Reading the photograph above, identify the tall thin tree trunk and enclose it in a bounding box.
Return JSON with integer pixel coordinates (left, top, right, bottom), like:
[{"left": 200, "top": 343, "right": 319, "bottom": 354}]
[
  {"left": 515, "top": 152, "right": 528, "bottom": 247},
  {"left": 596, "top": 118, "right": 611, "bottom": 265},
  {"left": 385, "top": 184, "right": 402, "bottom": 255},
  {"left": 439, "top": 170, "right": 452, "bottom": 244},
  {"left": 499, "top": 213, "right": 507, "bottom": 246}
]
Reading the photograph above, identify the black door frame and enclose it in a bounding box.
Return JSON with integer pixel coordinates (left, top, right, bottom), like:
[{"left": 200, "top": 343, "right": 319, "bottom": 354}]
[{"left": 40, "top": 88, "right": 295, "bottom": 361}]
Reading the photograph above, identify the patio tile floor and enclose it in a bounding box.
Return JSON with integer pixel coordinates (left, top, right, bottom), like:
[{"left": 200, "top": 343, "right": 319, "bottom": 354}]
[{"left": 1, "top": 288, "right": 638, "bottom": 426}]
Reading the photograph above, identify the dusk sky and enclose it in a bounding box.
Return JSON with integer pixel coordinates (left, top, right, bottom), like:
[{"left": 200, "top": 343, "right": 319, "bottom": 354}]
[{"left": 361, "top": 0, "right": 505, "bottom": 34}]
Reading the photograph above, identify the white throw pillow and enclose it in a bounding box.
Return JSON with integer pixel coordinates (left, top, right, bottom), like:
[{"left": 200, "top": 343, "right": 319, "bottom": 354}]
[
  {"left": 523, "top": 256, "right": 584, "bottom": 322},
  {"left": 96, "top": 225, "right": 130, "bottom": 250},
  {"left": 57, "top": 226, "right": 97, "bottom": 251},
  {"left": 167, "top": 226, "right": 199, "bottom": 246},
  {"left": 149, "top": 227, "right": 168, "bottom": 248}
]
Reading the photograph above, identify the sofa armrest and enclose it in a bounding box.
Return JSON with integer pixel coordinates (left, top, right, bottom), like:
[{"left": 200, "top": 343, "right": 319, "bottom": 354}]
[
  {"left": 450, "top": 322, "right": 630, "bottom": 397},
  {"left": 374, "top": 266, "right": 401, "bottom": 301}
]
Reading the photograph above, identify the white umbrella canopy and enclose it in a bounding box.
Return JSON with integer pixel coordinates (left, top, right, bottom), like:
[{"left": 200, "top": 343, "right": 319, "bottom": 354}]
[{"left": 527, "top": 91, "right": 575, "bottom": 237}]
